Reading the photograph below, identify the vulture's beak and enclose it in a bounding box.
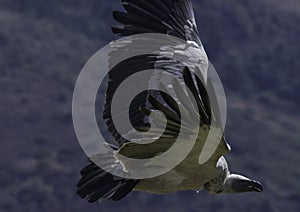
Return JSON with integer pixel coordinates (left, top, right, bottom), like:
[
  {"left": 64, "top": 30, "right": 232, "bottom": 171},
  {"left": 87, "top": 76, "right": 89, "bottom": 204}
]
[
  {"left": 248, "top": 180, "right": 264, "bottom": 192},
  {"left": 231, "top": 179, "right": 264, "bottom": 193}
]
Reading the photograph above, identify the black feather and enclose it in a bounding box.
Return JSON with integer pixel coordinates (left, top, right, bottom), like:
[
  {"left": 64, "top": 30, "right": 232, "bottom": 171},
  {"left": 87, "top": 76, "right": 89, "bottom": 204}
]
[
  {"left": 112, "top": 181, "right": 139, "bottom": 201},
  {"left": 77, "top": 162, "right": 139, "bottom": 202},
  {"left": 183, "top": 67, "right": 210, "bottom": 123}
]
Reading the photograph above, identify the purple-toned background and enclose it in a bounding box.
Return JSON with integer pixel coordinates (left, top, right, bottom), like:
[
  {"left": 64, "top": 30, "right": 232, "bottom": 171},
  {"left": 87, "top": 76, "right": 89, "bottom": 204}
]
[{"left": 1, "top": 0, "right": 299, "bottom": 211}]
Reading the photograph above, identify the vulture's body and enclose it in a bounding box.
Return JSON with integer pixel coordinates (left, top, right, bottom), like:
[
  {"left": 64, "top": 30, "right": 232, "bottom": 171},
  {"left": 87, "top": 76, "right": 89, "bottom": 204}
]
[{"left": 76, "top": 0, "right": 263, "bottom": 203}]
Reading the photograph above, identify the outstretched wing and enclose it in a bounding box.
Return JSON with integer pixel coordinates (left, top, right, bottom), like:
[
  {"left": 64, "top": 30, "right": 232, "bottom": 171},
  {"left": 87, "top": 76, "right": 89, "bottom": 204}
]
[{"left": 103, "top": 0, "right": 209, "bottom": 147}]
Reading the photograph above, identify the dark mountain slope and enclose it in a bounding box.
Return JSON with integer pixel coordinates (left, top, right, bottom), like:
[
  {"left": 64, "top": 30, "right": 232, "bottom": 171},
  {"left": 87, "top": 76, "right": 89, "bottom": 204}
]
[{"left": 0, "top": 0, "right": 299, "bottom": 211}]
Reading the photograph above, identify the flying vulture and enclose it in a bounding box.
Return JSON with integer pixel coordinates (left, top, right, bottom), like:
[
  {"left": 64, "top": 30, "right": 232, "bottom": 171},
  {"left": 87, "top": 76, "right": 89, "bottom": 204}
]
[{"left": 76, "top": 0, "right": 263, "bottom": 203}]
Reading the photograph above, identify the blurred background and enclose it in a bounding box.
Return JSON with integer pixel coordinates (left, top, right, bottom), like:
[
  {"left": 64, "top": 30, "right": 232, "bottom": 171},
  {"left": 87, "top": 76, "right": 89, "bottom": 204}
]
[{"left": 0, "top": 0, "right": 299, "bottom": 211}]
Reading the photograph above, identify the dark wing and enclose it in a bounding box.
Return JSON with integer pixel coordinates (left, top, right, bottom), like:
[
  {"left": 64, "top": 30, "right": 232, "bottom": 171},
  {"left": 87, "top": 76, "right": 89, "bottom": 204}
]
[
  {"left": 112, "top": 0, "right": 202, "bottom": 45},
  {"left": 77, "top": 160, "right": 139, "bottom": 203},
  {"left": 103, "top": 0, "right": 208, "bottom": 147}
]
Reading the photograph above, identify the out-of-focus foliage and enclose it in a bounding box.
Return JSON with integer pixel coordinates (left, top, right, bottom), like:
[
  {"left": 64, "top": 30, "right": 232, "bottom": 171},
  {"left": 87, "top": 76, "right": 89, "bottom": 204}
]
[{"left": 0, "top": 0, "right": 299, "bottom": 211}]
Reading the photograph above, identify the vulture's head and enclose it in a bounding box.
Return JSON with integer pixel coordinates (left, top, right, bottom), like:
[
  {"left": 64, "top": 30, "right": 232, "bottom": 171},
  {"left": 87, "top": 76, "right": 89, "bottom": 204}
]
[{"left": 221, "top": 174, "right": 263, "bottom": 193}]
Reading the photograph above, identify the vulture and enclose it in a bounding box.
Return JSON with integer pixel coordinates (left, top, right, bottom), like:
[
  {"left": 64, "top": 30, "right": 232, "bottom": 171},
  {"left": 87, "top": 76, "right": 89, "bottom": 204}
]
[{"left": 76, "top": 0, "right": 263, "bottom": 203}]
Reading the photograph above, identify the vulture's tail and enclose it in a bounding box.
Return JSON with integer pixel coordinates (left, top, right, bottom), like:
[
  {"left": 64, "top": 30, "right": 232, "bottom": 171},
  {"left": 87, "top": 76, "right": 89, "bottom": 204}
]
[{"left": 76, "top": 162, "right": 139, "bottom": 203}]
